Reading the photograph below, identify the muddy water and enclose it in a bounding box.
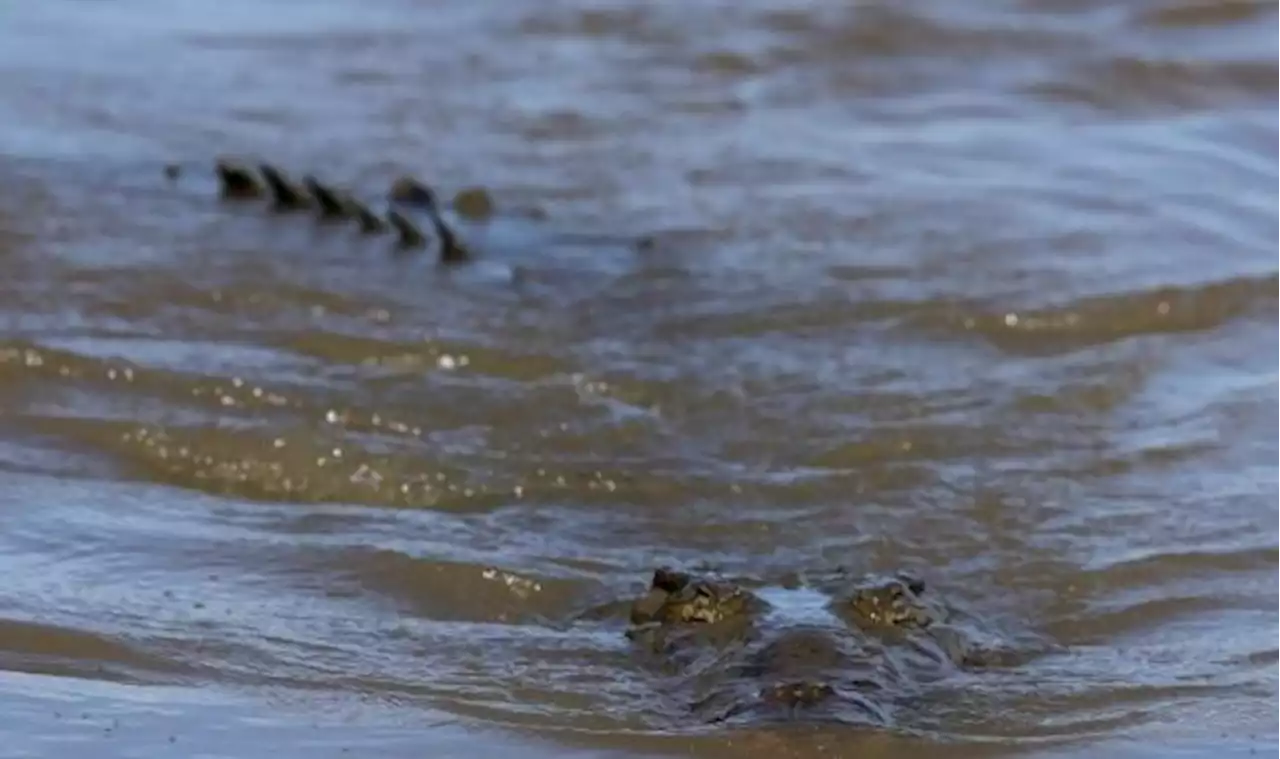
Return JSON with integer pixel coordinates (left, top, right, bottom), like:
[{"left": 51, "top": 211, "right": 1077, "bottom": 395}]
[{"left": 0, "top": 0, "right": 1276, "bottom": 757}]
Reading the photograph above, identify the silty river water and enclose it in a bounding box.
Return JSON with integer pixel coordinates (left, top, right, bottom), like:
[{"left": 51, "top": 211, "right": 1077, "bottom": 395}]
[{"left": 0, "top": 1, "right": 1275, "bottom": 757}]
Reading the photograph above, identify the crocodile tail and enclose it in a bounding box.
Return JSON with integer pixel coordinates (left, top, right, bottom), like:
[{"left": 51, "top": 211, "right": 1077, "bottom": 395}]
[
  {"left": 214, "top": 160, "right": 263, "bottom": 200},
  {"left": 303, "top": 177, "right": 348, "bottom": 218},
  {"left": 417, "top": 204, "right": 471, "bottom": 264},
  {"left": 348, "top": 199, "right": 387, "bottom": 234},
  {"left": 258, "top": 163, "right": 310, "bottom": 210},
  {"left": 386, "top": 209, "right": 426, "bottom": 249},
  {"left": 388, "top": 176, "right": 436, "bottom": 208}
]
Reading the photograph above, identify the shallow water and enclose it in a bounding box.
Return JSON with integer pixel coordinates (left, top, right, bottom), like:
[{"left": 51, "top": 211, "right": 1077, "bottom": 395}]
[{"left": 0, "top": 0, "right": 1275, "bottom": 757}]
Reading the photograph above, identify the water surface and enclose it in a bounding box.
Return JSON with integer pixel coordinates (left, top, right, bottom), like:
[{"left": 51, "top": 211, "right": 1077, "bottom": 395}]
[{"left": 0, "top": 0, "right": 1275, "bottom": 757}]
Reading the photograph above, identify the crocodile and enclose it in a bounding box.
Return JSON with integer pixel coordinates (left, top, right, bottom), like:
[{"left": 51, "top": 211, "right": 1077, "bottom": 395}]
[
  {"left": 593, "top": 566, "right": 1033, "bottom": 728},
  {"left": 176, "top": 158, "right": 653, "bottom": 265}
]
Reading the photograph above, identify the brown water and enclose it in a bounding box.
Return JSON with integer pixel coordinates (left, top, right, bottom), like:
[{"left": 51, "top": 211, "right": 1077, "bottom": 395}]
[{"left": 0, "top": 0, "right": 1276, "bottom": 757}]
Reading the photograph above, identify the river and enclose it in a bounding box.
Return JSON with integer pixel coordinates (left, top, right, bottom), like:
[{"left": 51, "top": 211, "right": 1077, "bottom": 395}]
[{"left": 0, "top": 0, "right": 1275, "bottom": 757}]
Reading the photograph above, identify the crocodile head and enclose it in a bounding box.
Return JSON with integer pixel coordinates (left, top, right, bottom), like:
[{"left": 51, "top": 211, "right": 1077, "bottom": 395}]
[{"left": 838, "top": 573, "right": 940, "bottom": 631}]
